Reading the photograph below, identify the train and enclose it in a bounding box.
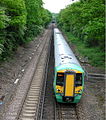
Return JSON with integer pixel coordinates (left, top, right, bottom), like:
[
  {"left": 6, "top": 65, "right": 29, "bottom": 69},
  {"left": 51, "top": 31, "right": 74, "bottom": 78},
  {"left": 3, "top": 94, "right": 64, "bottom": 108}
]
[{"left": 53, "top": 28, "right": 85, "bottom": 103}]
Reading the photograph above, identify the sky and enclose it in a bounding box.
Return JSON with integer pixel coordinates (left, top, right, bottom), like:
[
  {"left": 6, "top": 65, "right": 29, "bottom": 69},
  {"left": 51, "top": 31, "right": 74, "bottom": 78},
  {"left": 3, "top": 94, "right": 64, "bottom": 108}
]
[{"left": 43, "top": 0, "right": 79, "bottom": 13}]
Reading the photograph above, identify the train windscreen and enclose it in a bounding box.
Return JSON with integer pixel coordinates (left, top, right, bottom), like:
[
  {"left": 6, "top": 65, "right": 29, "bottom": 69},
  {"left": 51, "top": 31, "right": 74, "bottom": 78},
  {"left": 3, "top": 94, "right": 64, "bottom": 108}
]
[
  {"left": 75, "top": 73, "right": 82, "bottom": 86},
  {"left": 56, "top": 73, "right": 82, "bottom": 86},
  {"left": 56, "top": 73, "right": 64, "bottom": 86}
]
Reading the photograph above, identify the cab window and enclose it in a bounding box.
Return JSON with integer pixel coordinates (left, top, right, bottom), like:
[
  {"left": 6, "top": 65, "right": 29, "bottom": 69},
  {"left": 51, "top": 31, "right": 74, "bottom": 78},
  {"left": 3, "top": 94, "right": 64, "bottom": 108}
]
[
  {"left": 75, "top": 73, "right": 82, "bottom": 86},
  {"left": 56, "top": 73, "right": 64, "bottom": 86}
]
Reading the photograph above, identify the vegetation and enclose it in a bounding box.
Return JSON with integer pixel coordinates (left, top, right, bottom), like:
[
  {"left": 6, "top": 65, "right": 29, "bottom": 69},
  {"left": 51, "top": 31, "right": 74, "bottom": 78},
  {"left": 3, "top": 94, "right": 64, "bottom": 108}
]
[
  {"left": 0, "top": 0, "right": 52, "bottom": 60},
  {"left": 57, "top": 0, "right": 105, "bottom": 69},
  {"left": 66, "top": 32, "right": 105, "bottom": 68}
]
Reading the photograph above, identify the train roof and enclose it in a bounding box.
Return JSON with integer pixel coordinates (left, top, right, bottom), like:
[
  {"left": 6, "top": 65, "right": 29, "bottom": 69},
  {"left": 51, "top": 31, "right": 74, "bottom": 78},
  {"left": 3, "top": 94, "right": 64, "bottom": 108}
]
[
  {"left": 54, "top": 28, "right": 61, "bottom": 34},
  {"left": 54, "top": 28, "right": 84, "bottom": 72}
]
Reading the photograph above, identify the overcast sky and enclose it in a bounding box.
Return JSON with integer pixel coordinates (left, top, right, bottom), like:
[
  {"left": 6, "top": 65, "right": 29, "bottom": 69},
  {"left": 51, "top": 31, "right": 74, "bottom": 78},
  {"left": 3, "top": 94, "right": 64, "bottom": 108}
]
[{"left": 43, "top": 0, "right": 79, "bottom": 13}]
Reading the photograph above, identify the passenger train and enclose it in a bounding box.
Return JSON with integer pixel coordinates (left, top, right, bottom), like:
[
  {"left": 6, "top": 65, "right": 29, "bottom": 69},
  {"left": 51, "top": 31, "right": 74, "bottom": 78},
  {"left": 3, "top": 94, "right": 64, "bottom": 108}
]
[{"left": 53, "top": 28, "right": 85, "bottom": 103}]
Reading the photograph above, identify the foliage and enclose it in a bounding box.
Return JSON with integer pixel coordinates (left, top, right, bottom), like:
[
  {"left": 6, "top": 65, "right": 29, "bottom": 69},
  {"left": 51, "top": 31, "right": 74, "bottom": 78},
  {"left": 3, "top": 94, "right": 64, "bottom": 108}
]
[
  {"left": 0, "top": 0, "right": 52, "bottom": 60},
  {"left": 57, "top": 0, "right": 105, "bottom": 50},
  {"left": 57, "top": 0, "right": 105, "bottom": 68},
  {"left": 24, "top": 0, "right": 52, "bottom": 42},
  {"left": 0, "top": 7, "right": 9, "bottom": 29},
  {"left": 25, "top": 0, "right": 42, "bottom": 41},
  {"left": 66, "top": 32, "right": 105, "bottom": 69},
  {"left": 41, "top": 9, "right": 52, "bottom": 27}
]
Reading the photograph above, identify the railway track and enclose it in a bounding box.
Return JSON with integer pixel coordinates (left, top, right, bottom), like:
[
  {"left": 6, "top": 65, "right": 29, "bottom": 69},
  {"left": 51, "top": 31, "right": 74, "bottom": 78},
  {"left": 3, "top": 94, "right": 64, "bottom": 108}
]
[
  {"left": 88, "top": 73, "right": 105, "bottom": 81},
  {"left": 40, "top": 34, "right": 79, "bottom": 120},
  {"left": 82, "top": 65, "right": 105, "bottom": 81},
  {"left": 55, "top": 102, "right": 78, "bottom": 120},
  {"left": 2, "top": 28, "right": 52, "bottom": 120},
  {"left": 18, "top": 29, "right": 52, "bottom": 120},
  {"left": 39, "top": 34, "right": 56, "bottom": 120}
]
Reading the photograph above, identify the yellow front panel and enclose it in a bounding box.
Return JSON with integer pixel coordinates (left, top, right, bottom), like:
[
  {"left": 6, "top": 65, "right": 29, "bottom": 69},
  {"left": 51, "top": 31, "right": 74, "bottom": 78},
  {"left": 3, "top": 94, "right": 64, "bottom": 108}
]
[{"left": 65, "top": 75, "right": 74, "bottom": 97}]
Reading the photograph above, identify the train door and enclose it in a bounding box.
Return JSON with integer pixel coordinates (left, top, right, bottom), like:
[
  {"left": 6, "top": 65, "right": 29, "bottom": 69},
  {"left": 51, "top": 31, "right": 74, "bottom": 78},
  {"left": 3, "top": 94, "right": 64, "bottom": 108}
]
[{"left": 63, "top": 71, "right": 75, "bottom": 102}]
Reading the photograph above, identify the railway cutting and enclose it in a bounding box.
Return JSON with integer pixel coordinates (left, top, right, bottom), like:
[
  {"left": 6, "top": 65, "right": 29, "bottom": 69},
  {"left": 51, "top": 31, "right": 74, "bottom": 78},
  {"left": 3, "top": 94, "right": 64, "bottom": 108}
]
[{"left": 1, "top": 26, "right": 104, "bottom": 120}]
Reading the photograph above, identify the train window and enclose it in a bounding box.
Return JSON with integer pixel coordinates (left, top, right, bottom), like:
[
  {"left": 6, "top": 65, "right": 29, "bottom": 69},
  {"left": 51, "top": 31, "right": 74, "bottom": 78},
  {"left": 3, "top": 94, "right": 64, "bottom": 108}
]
[
  {"left": 75, "top": 73, "right": 82, "bottom": 86},
  {"left": 56, "top": 73, "right": 64, "bottom": 86}
]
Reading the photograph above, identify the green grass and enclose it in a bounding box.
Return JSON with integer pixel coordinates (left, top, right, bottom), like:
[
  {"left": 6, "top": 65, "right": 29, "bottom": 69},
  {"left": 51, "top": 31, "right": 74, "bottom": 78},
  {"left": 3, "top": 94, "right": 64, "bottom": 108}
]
[{"left": 65, "top": 32, "right": 105, "bottom": 69}]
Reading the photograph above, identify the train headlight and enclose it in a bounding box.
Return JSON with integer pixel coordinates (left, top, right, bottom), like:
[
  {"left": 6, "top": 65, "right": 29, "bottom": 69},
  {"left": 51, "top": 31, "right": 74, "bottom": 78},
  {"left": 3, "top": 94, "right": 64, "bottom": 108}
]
[
  {"left": 76, "top": 89, "right": 82, "bottom": 93},
  {"left": 78, "top": 89, "right": 82, "bottom": 92},
  {"left": 57, "top": 89, "right": 60, "bottom": 91},
  {"left": 75, "top": 89, "right": 82, "bottom": 95}
]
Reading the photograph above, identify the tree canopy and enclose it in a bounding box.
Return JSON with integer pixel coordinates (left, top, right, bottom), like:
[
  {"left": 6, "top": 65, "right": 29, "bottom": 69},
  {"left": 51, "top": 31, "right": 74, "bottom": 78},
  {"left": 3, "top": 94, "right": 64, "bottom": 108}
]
[
  {"left": 0, "top": 0, "right": 52, "bottom": 59},
  {"left": 57, "top": 0, "right": 105, "bottom": 50}
]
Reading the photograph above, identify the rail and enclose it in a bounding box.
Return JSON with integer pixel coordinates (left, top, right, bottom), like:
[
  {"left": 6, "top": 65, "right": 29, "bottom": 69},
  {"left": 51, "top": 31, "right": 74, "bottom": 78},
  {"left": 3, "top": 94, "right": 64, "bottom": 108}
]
[
  {"left": 37, "top": 32, "right": 52, "bottom": 120},
  {"left": 55, "top": 102, "right": 78, "bottom": 120}
]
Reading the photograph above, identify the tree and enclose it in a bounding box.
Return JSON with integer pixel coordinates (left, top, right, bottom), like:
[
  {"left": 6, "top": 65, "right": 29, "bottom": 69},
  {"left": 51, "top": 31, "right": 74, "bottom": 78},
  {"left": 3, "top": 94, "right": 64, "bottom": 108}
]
[
  {"left": 0, "top": 0, "right": 52, "bottom": 60},
  {"left": 57, "top": 0, "right": 105, "bottom": 50}
]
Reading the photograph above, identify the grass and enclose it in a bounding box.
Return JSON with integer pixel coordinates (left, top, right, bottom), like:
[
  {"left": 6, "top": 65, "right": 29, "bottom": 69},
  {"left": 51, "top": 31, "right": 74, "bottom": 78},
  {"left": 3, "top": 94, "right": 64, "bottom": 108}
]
[{"left": 65, "top": 32, "right": 105, "bottom": 70}]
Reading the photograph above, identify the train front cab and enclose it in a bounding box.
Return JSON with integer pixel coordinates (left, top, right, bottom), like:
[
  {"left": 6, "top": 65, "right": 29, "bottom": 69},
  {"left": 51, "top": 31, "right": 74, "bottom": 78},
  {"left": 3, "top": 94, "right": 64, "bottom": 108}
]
[{"left": 54, "top": 69, "right": 84, "bottom": 103}]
